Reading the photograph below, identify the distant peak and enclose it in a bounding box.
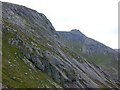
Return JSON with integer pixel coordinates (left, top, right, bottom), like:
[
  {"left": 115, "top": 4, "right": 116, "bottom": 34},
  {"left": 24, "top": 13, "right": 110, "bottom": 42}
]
[
  {"left": 71, "top": 29, "right": 80, "bottom": 33},
  {"left": 70, "top": 29, "right": 85, "bottom": 36}
]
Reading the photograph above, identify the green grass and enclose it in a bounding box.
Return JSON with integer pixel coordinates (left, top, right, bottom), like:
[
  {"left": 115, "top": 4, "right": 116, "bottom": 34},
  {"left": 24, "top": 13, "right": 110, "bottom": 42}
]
[
  {"left": 82, "top": 53, "right": 117, "bottom": 70},
  {"left": 2, "top": 30, "right": 62, "bottom": 88},
  {"left": 0, "top": 30, "right": 2, "bottom": 83},
  {"left": 94, "top": 80, "right": 108, "bottom": 88},
  {"left": 58, "top": 36, "right": 117, "bottom": 68}
]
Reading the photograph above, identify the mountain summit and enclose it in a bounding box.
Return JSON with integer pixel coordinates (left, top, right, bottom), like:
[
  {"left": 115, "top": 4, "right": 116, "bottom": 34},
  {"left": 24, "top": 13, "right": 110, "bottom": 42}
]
[
  {"left": 2, "top": 2, "right": 119, "bottom": 88},
  {"left": 71, "top": 29, "right": 84, "bottom": 35}
]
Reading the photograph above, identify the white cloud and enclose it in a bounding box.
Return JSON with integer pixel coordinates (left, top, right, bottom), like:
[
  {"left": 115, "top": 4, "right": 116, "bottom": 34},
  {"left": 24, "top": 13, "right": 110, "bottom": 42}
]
[{"left": 1, "top": 0, "right": 119, "bottom": 49}]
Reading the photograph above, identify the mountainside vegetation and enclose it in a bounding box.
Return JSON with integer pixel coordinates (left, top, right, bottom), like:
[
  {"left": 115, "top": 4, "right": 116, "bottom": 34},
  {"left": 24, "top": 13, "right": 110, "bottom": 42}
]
[{"left": 2, "top": 2, "right": 120, "bottom": 89}]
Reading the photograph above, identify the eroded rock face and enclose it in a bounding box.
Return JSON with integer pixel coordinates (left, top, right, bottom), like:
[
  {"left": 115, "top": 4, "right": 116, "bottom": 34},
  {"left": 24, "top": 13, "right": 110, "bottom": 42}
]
[
  {"left": 2, "top": 2, "right": 120, "bottom": 88},
  {"left": 56, "top": 29, "right": 118, "bottom": 79},
  {"left": 57, "top": 29, "right": 117, "bottom": 54}
]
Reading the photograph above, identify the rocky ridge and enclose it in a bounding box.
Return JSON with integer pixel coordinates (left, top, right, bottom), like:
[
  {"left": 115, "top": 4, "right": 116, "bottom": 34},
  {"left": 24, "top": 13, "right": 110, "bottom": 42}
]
[
  {"left": 56, "top": 30, "right": 118, "bottom": 77},
  {"left": 2, "top": 2, "right": 120, "bottom": 88}
]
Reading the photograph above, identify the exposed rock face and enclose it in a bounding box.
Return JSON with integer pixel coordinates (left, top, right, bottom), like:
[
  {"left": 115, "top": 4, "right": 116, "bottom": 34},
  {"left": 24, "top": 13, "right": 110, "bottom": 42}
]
[
  {"left": 2, "top": 2, "right": 120, "bottom": 88},
  {"left": 115, "top": 49, "right": 120, "bottom": 53},
  {"left": 57, "top": 29, "right": 118, "bottom": 78},
  {"left": 57, "top": 29, "right": 117, "bottom": 54}
]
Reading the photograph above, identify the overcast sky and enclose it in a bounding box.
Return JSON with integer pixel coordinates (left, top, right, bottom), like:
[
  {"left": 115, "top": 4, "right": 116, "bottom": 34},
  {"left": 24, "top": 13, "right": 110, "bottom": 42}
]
[{"left": 1, "top": 0, "right": 119, "bottom": 49}]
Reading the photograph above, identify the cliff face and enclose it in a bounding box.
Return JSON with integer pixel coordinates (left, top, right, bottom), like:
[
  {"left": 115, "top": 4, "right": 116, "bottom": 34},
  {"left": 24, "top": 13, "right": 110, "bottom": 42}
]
[
  {"left": 57, "top": 29, "right": 117, "bottom": 54},
  {"left": 2, "top": 2, "right": 119, "bottom": 88},
  {"left": 56, "top": 30, "right": 118, "bottom": 77}
]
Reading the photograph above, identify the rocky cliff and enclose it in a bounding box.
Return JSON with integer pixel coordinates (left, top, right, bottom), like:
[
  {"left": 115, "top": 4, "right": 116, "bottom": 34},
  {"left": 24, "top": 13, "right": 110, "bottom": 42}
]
[
  {"left": 2, "top": 2, "right": 120, "bottom": 89},
  {"left": 56, "top": 29, "right": 118, "bottom": 78}
]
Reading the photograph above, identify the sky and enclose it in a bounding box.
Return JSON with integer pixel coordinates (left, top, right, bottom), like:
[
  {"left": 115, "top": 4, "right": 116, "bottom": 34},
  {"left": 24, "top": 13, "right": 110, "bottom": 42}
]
[{"left": 1, "top": 0, "right": 119, "bottom": 49}]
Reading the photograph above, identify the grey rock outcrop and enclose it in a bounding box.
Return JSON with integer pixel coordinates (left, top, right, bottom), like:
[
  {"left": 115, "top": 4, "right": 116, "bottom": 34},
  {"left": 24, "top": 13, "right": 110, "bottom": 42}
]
[
  {"left": 57, "top": 29, "right": 118, "bottom": 79},
  {"left": 2, "top": 2, "right": 120, "bottom": 88}
]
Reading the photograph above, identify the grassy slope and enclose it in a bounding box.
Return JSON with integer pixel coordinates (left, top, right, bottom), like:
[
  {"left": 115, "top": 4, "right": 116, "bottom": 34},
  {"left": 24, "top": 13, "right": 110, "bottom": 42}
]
[
  {"left": 2, "top": 4, "right": 119, "bottom": 88},
  {"left": 58, "top": 36, "right": 118, "bottom": 75},
  {"left": 2, "top": 29, "right": 62, "bottom": 88},
  {"left": 0, "top": 30, "right": 2, "bottom": 83}
]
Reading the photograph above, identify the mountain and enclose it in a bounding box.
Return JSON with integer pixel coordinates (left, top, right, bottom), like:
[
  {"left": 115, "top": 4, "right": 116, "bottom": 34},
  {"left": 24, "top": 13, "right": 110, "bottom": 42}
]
[
  {"left": 2, "top": 2, "right": 120, "bottom": 89},
  {"left": 56, "top": 30, "right": 118, "bottom": 77},
  {"left": 57, "top": 29, "right": 116, "bottom": 54},
  {"left": 115, "top": 49, "right": 120, "bottom": 53}
]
